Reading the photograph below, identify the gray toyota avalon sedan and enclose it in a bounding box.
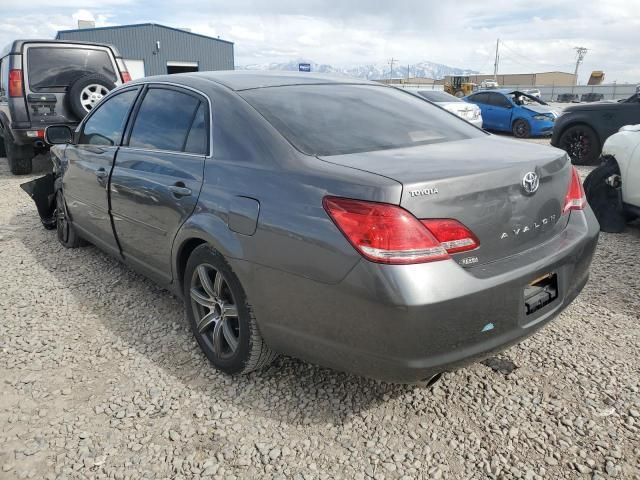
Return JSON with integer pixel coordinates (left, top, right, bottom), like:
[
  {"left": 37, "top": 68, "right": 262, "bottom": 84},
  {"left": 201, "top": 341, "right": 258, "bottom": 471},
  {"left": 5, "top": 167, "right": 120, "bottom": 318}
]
[{"left": 24, "top": 71, "right": 599, "bottom": 383}]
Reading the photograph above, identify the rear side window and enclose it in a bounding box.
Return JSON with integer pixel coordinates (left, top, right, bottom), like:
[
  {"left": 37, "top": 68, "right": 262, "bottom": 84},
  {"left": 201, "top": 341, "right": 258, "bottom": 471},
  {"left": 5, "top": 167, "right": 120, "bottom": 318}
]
[
  {"left": 470, "top": 93, "right": 489, "bottom": 104},
  {"left": 240, "top": 85, "right": 484, "bottom": 156},
  {"left": 128, "top": 88, "right": 204, "bottom": 153},
  {"left": 79, "top": 89, "right": 139, "bottom": 146},
  {"left": 184, "top": 103, "right": 208, "bottom": 154},
  {"left": 488, "top": 93, "right": 512, "bottom": 108},
  {"left": 27, "top": 47, "right": 117, "bottom": 92}
]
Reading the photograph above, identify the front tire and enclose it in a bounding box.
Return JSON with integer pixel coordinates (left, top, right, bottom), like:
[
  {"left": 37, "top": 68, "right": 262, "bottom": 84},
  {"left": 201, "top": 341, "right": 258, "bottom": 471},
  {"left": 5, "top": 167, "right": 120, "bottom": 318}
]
[
  {"left": 583, "top": 158, "right": 625, "bottom": 233},
  {"left": 56, "top": 190, "right": 83, "bottom": 247},
  {"left": 558, "top": 125, "right": 600, "bottom": 165},
  {"left": 184, "top": 245, "right": 276, "bottom": 375},
  {"left": 512, "top": 119, "right": 531, "bottom": 138}
]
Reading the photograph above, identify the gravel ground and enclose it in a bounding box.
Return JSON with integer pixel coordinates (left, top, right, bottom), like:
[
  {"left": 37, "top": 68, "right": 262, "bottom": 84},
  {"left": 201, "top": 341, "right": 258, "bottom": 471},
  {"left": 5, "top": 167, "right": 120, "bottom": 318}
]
[{"left": 1, "top": 148, "right": 639, "bottom": 480}]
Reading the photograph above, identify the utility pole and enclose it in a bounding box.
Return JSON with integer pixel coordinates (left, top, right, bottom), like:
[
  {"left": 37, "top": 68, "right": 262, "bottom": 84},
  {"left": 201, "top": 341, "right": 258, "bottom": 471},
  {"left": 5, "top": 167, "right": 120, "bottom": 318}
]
[
  {"left": 573, "top": 47, "right": 588, "bottom": 85},
  {"left": 493, "top": 38, "right": 500, "bottom": 81},
  {"left": 388, "top": 57, "right": 397, "bottom": 82}
]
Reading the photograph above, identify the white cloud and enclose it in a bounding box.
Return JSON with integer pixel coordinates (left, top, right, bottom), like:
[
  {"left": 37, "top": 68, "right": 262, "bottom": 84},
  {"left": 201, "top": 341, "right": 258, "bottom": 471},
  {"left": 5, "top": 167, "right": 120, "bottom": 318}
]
[{"left": 1, "top": 1, "right": 638, "bottom": 83}]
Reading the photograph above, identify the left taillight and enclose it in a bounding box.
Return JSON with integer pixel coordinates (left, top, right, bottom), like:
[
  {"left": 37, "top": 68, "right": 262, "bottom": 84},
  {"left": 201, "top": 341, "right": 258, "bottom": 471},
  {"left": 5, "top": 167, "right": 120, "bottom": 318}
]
[
  {"left": 116, "top": 58, "right": 132, "bottom": 83},
  {"left": 563, "top": 166, "right": 586, "bottom": 214},
  {"left": 323, "top": 196, "right": 479, "bottom": 265},
  {"left": 8, "top": 69, "right": 23, "bottom": 97}
]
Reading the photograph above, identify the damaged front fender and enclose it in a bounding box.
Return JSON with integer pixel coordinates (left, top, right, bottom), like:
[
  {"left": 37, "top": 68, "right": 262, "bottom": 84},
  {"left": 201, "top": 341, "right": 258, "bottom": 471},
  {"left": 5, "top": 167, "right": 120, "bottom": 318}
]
[{"left": 20, "top": 173, "right": 57, "bottom": 230}]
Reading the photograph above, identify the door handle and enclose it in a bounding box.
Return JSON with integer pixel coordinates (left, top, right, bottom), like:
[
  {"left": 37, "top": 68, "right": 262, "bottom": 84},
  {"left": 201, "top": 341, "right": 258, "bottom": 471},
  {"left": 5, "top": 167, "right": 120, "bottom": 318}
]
[
  {"left": 95, "top": 168, "right": 108, "bottom": 179},
  {"left": 168, "top": 184, "right": 192, "bottom": 197}
]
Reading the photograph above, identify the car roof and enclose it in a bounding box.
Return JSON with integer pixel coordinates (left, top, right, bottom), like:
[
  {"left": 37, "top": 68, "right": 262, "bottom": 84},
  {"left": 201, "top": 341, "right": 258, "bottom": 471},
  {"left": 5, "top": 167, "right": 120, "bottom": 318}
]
[
  {"left": 1, "top": 39, "right": 121, "bottom": 58},
  {"left": 131, "top": 70, "right": 379, "bottom": 92}
]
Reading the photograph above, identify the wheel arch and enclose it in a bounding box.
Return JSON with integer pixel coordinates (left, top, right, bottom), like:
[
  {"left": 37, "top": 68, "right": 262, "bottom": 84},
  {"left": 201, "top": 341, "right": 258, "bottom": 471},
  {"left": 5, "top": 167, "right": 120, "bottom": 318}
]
[
  {"left": 557, "top": 121, "right": 602, "bottom": 148},
  {"left": 172, "top": 213, "right": 246, "bottom": 295}
]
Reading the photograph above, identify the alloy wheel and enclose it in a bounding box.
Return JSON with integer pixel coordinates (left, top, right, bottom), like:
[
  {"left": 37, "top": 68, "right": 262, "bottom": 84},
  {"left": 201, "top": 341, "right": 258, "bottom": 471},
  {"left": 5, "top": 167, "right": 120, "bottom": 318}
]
[
  {"left": 562, "top": 129, "right": 591, "bottom": 162},
  {"left": 56, "top": 192, "right": 68, "bottom": 243},
  {"left": 79, "top": 84, "right": 110, "bottom": 112},
  {"left": 190, "top": 264, "right": 240, "bottom": 358}
]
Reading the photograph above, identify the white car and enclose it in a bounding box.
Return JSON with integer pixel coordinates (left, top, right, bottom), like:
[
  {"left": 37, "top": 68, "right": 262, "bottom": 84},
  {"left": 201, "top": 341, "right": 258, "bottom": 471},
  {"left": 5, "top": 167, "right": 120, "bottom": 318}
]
[
  {"left": 524, "top": 88, "right": 542, "bottom": 99},
  {"left": 413, "top": 90, "right": 483, "bottom": 128},
  {"left": 480, "top": 79, "right": 499, "bottom": 89},
  {"left": 584, "top": 124, "right": 640, "bottom": 232}
]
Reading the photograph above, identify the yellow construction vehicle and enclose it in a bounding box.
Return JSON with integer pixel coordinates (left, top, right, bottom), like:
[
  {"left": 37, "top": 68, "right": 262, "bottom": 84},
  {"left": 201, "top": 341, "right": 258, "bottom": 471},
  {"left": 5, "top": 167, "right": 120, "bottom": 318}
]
[{"left": 444, "top": 76, "right": 476, "bottom": 97}]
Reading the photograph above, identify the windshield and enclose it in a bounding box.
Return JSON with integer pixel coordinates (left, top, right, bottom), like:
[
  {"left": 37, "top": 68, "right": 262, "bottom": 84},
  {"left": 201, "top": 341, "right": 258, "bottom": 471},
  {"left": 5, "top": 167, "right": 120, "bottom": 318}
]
[
  {"left": 510, "top": 91, "right": 547, "bottom": 106},
  {"left": 240, "top": 84, "right": 484, "bottom": 156},
  {"left": 417, "top": 90, "right": 461, "bottom": 103},
  {"left": 27, "top": 47, "right": 117, "bottom": 92}
]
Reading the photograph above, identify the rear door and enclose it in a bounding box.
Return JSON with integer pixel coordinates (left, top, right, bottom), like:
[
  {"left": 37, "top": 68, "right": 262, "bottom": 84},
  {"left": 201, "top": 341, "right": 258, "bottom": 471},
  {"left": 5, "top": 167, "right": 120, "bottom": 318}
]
[
  {"left": 486, "top": 92, "right": 513, "bottom": 131},
  {"left": 109, "top": 85, "right": 208, "bottom": 283},
  {"left": 63, "top": 87, "right": 140, "bottom": 254},
  {"left": 468, "top": 93, "right": 495, "bottom": 128},
  {"left": 23, "top": 43, "right": 121, "bottom": 125}
]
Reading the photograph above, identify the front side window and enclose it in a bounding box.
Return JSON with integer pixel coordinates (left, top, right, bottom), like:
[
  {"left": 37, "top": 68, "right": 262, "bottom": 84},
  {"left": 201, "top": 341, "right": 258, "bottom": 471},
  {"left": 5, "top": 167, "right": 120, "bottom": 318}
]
[
  {"left": 79, "top": 88, "right": 139, "bottom": 146},
  {"left": 128, "top": 88, "right": 204, "bottom": 152},
  {"left": 27, "top": 47, "right": 117, "bottom": 92},
  {"left": 240, "top": 84, "right": 484, "bottom": 156},
  {"left": 488, "top": 94, "right": 512, "bottom": 108}
]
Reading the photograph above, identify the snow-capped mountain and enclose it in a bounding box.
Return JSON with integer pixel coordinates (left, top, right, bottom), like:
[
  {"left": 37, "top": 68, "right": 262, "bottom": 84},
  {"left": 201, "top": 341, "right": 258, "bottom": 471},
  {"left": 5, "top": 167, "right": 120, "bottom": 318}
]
[{"left": 238, "top": 59, "right": 478, "bottom": 80}]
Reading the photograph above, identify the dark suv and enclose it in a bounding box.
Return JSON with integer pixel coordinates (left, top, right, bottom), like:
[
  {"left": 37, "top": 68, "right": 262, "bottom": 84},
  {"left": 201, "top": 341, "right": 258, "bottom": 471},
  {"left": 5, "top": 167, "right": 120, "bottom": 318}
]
[{"left": 0, "top": 40, "right": 130, "bottom": 174}]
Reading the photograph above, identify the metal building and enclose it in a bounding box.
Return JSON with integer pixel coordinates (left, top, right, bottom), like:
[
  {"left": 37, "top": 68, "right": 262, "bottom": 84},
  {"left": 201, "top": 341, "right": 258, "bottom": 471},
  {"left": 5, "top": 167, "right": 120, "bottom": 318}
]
[{"left": 56, "top": 23, "right": 234, "bottom": 79}]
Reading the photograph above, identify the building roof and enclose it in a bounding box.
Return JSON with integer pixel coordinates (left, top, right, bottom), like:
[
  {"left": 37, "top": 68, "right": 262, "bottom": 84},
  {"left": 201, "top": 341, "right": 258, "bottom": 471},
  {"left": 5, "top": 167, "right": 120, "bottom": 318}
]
[{"left": 56, "top": 23, "right": 233, "bottom": 46}]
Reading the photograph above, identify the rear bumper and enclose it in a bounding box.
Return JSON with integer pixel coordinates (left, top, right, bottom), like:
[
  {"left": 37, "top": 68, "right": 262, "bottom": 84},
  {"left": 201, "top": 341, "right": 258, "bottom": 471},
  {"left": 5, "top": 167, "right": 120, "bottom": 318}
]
[
  {"left": 236, "top": 208, "right": 599, "bottom": 383},
  {"left": 7, "top": 128, "right": 45, "bottom": 147}
]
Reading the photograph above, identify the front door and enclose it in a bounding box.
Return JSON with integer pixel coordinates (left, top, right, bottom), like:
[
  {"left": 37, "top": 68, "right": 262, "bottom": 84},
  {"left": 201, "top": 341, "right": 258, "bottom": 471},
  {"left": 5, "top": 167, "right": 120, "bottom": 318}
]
[
  {"left": 109, "top": 86, "right": 208, "bottom": 283},
  {"left": 62, "top": 87, "right": 140, "bottom": 253}
]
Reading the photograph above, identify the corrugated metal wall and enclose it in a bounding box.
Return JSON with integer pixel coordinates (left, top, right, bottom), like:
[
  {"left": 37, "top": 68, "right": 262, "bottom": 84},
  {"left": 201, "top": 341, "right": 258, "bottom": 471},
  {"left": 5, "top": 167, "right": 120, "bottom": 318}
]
[{"left": 57, "top": 24, "right": 234, "bottom": 76}]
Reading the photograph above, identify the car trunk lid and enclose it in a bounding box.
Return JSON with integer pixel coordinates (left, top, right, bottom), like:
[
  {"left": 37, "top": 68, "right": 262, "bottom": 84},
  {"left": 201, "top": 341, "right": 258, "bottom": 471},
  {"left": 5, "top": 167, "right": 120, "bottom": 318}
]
[{"left": 319, "top": 136, "right": 572, "bottom": 266}]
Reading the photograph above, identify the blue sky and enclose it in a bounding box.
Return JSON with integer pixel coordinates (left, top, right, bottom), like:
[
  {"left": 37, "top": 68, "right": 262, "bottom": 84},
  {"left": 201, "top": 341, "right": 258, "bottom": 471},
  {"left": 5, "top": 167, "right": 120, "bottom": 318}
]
[{"left": 1, "top": 0, "right": 639, "bottom": 83}]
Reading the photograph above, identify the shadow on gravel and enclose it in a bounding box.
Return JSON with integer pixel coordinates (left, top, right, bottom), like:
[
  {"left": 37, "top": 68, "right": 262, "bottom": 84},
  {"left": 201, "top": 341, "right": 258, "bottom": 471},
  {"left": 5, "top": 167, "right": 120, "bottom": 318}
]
[{"left": 11, "top": 200, "right": 423, "bottom": 426}]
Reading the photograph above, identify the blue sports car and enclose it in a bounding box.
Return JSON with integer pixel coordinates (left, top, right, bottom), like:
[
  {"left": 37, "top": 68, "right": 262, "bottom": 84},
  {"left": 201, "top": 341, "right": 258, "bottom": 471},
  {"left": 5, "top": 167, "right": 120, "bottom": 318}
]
[{"left": 464, "top": 89, "right": 559, "bottom": 138}]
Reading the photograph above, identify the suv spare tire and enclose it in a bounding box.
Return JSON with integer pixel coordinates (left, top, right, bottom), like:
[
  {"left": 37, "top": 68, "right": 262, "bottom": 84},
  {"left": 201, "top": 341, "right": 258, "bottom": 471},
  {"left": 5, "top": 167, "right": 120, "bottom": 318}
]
[{"left": 67, "top": 74, "right": 116, "bottom": 119}]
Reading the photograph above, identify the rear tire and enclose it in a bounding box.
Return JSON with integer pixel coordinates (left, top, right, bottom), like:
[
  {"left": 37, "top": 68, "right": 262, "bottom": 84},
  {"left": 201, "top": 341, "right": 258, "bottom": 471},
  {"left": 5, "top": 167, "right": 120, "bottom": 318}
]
[
  {"left": 558, "top": 125, "right": 600, "bottom": 165},
  {"left": 4, "top": 130, "right": 33, "bottom": 175},
  {"left": 512, "top": 119, "right": 531, "bottom": 138},
  {"left": 56, "top": 190, "right": 83, "bottom": 248},
  {"left": 184, "top": 244, "right": 277, "bottom": 375},
  {"left": 0, "top": 130, "right": 6, "bottom": 157}
]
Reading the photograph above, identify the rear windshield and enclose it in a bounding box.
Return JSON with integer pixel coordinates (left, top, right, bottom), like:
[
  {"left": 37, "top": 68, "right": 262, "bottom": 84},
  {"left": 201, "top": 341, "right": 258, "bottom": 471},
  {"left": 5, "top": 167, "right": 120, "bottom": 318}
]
[
  {"left": 417, "top": 90, "right": 461, "bottom": 103},
  {"left": 27, "top": 47, "right": 117, "bottom": 92},
  {"left": 240, "top": 84, "right": 484, "bottom": 156}
]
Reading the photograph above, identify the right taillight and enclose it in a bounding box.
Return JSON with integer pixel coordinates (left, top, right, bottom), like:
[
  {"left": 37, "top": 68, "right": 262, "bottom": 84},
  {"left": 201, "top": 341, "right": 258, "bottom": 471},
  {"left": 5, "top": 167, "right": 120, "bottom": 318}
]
[
  {"left": 8, "top": 69, "right": 23, "bottom": 97},
  {"left": 563, "top": 166, "right": 586, "bottom": 214},
  {"left": 323, "top": 196, "right": 479, "bottom": 265}
]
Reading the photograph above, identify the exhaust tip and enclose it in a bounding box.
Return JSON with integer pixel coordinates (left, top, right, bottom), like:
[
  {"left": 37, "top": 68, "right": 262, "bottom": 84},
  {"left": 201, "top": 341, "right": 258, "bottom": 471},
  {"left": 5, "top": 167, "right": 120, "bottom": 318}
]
[{"left": 34, "top": 140, "right": 45, "bottom": 149}]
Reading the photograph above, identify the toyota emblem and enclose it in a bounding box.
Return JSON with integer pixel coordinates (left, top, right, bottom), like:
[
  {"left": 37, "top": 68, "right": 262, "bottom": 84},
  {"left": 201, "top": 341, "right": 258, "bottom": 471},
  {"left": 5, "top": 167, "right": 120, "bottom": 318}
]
[{"left": 522, "top": 171, "right": 539, "bottom": 195}]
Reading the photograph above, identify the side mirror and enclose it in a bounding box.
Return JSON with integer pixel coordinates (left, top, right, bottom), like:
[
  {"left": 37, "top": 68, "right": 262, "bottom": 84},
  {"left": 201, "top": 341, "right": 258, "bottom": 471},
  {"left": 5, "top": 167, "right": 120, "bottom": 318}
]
[{"left": 45, "top": 125, "right": 73, "bottom": 145}]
